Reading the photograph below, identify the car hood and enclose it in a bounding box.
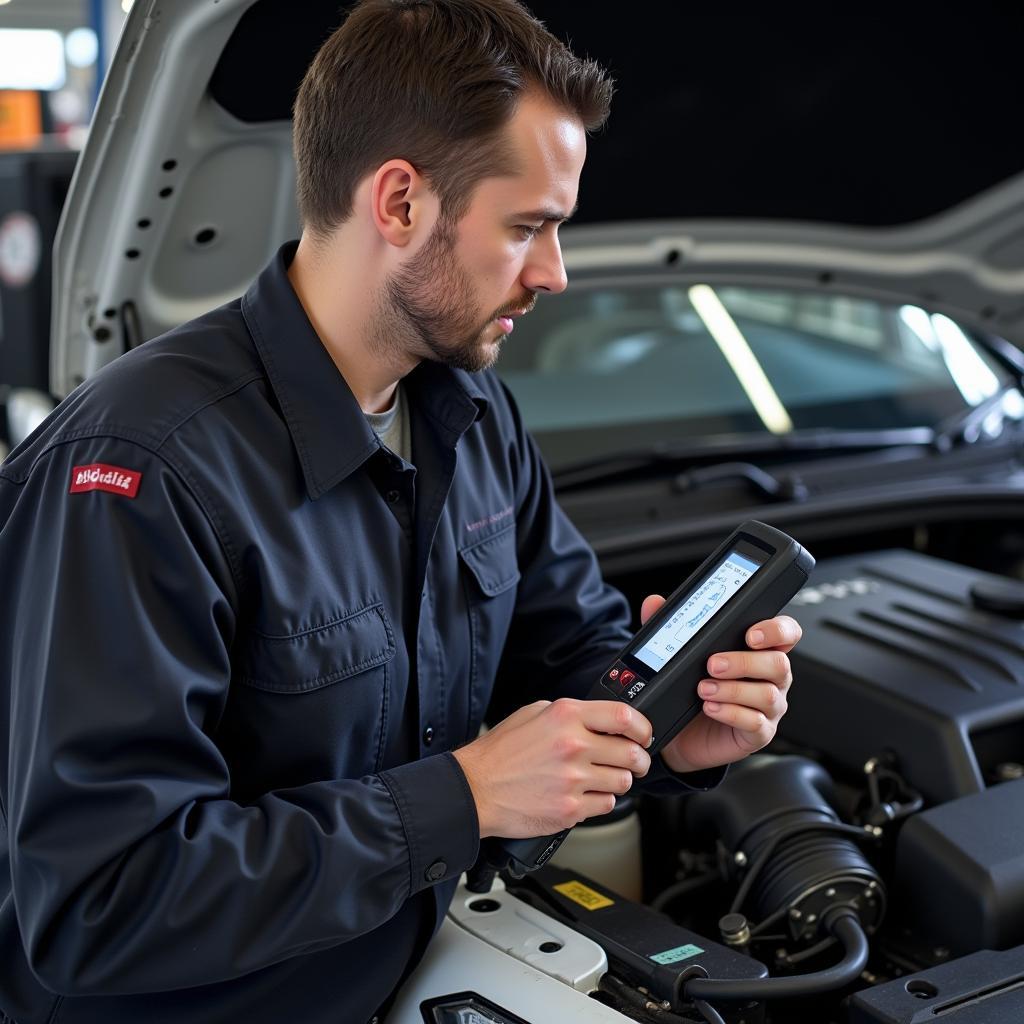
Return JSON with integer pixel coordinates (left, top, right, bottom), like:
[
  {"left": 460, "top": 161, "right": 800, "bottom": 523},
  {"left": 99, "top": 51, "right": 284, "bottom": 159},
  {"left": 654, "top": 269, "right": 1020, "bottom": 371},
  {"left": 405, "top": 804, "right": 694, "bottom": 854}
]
[{"left": 51, "top": 0, "right": 1024, "bottom": 397}]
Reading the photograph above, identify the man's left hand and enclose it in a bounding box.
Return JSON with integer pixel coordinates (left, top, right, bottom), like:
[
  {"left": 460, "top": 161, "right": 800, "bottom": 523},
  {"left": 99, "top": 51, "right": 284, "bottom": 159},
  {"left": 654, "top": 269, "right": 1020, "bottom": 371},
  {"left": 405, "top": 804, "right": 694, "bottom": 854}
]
[{"left": 638, "top": 595, "right": 802, "bottom": 774}]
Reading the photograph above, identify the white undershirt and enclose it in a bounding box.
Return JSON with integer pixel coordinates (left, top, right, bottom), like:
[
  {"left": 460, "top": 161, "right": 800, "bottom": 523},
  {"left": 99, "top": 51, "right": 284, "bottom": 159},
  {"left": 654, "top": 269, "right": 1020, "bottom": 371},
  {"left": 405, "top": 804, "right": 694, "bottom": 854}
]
[{"left": 364, "top": 382, "right": 411, "bottom": 464}]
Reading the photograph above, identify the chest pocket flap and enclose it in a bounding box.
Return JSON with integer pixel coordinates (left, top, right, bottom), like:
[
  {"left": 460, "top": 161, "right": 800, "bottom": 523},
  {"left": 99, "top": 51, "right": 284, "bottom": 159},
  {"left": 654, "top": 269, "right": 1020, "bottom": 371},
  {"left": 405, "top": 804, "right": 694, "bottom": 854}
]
[
  {"left": 240, "top": 602, "right": 396, "bottom": 693},
  {"left": 459, "top": 524, "right": 521, "bottom": 597}
]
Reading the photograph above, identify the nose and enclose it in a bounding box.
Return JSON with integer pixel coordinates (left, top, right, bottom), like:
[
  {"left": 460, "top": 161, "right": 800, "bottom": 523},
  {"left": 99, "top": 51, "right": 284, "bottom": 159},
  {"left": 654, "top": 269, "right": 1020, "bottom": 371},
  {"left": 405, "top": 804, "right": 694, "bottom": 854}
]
[{"left": 522, "top": 231, "right": 568, "bottom": 295}]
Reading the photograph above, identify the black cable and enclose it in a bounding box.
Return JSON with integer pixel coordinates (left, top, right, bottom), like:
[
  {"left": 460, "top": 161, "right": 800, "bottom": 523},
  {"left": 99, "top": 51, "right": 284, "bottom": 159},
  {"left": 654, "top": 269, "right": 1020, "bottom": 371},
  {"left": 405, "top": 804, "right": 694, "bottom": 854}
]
[
  {"left": 683, "top": 909, "right": 868, "bottom": 1002},
  {"left": 783, "top": 934, "right": 838, "bottom": 966},
  {"left": 598, "top": 974, "right": 702, "bottom": 1024},
  {"left": 747, "top": 902, "right": 789, "bottom": 937},
  {"left": 651, "top": 872, "right": 719, "bottom": 913},
  {"left": 691, "top": 998, "right": 726, "bottom": 1024},
  {"left": 862, "top": 762, "right": 924, "bottom": 827},
  {"left": 464, "top": 861, "right": 497, "bottom": 894}
]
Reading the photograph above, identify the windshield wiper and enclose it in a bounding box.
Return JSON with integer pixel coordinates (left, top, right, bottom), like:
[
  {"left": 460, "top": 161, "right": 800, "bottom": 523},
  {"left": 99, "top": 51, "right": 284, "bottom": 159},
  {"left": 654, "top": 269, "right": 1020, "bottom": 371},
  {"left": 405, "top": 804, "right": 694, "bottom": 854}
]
[
  {"left": 550, "top": 427, "right": 934, "bottom": 491},
  {"left": 931, "top": 385, "right": 1024, "bottom": 452},
  {"left": 674, "top": 461, "right": 809, "bottom": 503}
]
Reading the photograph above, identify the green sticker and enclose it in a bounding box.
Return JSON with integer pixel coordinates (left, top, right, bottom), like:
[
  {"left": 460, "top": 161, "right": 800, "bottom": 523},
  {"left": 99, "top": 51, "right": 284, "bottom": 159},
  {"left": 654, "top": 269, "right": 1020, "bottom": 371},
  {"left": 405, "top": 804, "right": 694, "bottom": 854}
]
[{"left": 649, "top": 943, "right": 704, "bottom": 965}]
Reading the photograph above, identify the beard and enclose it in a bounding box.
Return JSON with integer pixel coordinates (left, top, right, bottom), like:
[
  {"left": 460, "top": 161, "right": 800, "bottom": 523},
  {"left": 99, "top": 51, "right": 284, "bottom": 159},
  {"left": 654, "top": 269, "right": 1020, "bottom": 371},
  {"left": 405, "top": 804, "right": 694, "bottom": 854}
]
[{"left": 375, "top": 218, "right": 534, "bottom": 373}]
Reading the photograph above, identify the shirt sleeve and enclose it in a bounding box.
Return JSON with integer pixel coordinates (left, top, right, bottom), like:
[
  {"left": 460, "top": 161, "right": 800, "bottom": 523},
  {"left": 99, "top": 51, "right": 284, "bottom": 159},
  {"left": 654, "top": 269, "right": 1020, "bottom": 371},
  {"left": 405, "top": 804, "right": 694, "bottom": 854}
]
[
  {"left": 0, "top": 436, "right": 477, "bottom": 997},
  {"left": 486, "top": 384, "right": 726, "bottom": 796}
]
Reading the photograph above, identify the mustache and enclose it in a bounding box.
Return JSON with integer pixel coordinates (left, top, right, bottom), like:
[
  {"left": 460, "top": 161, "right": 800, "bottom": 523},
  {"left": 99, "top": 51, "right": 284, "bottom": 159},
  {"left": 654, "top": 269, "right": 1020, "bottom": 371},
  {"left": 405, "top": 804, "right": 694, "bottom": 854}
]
[{"left": 493, "top": 293, "right": 537, "bottom": 319}]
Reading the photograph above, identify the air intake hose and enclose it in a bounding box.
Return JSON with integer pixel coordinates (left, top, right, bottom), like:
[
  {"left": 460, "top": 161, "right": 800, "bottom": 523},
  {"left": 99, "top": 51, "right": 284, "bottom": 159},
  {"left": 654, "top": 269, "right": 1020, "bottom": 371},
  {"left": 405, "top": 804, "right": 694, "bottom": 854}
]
[{"left": 683, "top": 754, "right": 883, "bottom": 999}]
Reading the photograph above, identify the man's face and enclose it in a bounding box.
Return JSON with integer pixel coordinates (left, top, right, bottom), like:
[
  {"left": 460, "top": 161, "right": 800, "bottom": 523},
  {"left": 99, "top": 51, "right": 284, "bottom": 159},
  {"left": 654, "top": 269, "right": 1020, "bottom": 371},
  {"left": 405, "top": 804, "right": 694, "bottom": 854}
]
[{"left": 384, "top": 92, "right": 587, "bottom": 372}]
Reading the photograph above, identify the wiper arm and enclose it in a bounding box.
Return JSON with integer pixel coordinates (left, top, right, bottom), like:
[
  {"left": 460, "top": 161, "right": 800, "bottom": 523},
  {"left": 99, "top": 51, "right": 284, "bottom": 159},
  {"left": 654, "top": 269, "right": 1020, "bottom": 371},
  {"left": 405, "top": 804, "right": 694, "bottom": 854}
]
[
  {"left": 931, "top": 386, "right": 1023, "bottom": 451},
  {"left": 673, "top": 461, "right": 809, "bottom": 503},
  {"left": 550, "top": 427, "right": 933, "bottom": 491}
]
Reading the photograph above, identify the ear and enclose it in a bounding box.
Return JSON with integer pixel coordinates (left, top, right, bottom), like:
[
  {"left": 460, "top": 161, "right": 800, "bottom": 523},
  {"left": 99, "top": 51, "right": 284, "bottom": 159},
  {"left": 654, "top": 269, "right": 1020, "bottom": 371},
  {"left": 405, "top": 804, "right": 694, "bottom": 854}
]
[{"left": 370, "top": 159, "right": 433, "bottom": 247}]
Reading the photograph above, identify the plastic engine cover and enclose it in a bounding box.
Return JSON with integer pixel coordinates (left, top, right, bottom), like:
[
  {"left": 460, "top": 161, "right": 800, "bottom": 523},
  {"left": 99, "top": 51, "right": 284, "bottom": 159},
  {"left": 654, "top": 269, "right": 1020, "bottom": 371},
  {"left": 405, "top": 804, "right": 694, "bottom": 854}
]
[
  {"left": 893, "top": 778, "right": 1024, "bottom": 955},
  {"left": 847, "top": 946, "right": 1024, "bottom": 1023},
  {"left": 779, "top": 550, "right": 1024, "bottom": 804}
]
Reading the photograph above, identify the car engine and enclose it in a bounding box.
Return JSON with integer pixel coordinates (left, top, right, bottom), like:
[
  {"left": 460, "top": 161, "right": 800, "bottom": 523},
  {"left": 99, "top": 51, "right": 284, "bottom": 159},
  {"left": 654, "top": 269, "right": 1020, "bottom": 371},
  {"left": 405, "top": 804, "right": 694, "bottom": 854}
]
[{"left": 398, "top": 547, "right": 1024, "bottom": 1024}]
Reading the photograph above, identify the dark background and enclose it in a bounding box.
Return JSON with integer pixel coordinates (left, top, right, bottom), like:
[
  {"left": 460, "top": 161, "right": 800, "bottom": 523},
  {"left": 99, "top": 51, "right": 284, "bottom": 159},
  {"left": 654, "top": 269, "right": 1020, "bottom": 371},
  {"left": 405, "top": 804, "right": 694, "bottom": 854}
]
[
  {"left": 525, "top": 5, "right": 1024, "bottom": 226},
  {"left": 213, "top": 2, "right": 1024, "bottom": 227}
]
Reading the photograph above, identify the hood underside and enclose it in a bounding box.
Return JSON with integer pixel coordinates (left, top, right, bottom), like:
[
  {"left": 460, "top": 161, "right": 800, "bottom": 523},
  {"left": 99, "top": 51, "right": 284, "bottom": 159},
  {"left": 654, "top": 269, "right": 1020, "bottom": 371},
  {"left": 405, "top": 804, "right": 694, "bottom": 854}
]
[{"left": 51, "top": 0, "right": 1024, "bottom": 396}]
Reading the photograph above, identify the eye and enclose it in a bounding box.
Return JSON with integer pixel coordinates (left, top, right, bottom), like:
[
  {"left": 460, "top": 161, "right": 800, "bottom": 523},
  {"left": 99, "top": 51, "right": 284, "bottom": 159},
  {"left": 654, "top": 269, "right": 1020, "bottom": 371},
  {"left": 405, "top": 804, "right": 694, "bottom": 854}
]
[{"left": 516, "top": 224, "right": 542, "bottom": 240}]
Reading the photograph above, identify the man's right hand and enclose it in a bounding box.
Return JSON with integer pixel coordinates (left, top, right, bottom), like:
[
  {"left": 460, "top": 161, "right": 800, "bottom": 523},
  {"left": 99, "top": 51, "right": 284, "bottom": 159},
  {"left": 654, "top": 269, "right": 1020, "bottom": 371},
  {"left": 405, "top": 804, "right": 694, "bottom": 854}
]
[{"left": 451, "top": 698, "right": 653, "bottom": 838}]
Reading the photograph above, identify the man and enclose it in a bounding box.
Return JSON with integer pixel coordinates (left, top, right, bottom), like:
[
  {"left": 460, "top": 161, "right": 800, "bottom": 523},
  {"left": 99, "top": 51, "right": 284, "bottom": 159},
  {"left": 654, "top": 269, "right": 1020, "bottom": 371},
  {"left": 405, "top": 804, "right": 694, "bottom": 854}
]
[{"left": 0, "top": 1, "right": 800, "bottom": 1021}]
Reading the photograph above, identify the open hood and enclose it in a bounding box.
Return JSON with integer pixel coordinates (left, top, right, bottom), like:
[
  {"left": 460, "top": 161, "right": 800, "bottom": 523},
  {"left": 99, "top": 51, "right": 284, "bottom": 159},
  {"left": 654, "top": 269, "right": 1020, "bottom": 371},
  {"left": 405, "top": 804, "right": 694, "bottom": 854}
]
[{"left": 52, "top": 0, "right": 1024, "bottom": 397}]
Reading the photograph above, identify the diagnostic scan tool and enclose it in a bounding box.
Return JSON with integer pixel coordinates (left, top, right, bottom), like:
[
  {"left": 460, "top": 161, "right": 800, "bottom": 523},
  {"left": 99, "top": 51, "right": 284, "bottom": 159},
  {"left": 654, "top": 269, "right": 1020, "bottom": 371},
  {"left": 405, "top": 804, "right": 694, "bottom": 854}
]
[{"left": 470, "top": 520, "right": 814, "bottom": 885}]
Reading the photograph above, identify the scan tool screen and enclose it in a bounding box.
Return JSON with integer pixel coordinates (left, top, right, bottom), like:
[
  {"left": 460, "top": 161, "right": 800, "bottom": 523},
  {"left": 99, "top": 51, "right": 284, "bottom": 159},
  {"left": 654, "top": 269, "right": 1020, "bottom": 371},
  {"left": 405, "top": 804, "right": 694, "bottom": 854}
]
[{"left": 634, "top": 551, "right": 763, "bottom": 673}]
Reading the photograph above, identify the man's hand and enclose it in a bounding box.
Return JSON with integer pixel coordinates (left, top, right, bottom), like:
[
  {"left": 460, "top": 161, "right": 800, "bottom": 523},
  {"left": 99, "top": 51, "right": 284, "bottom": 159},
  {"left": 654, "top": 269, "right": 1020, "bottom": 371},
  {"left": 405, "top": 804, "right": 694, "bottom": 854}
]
[
  {"left": 638, "top": 595, "right": 802, "bottom": 775},
  {"left": 452, "top": 698, "right": 653, "bottom": 838}
]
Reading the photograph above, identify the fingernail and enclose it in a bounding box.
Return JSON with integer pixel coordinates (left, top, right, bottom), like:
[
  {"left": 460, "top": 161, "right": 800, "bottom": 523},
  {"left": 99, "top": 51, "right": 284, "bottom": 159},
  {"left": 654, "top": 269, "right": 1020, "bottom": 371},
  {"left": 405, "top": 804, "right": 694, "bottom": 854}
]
[
  {"left": 705, "top": 701, "right": 722, "bottom": 713},
  {"left": 749, "top": 629, "right": 765, "bottom": 647},
  {"left": 710, "top": 657, "right": 728, "bottom": 674},
  {"left": 646, "top": 736, "right": 654, "bottom": 749},
  {"left": 699, "top": 681, "right": 719, "bottom": 696}
]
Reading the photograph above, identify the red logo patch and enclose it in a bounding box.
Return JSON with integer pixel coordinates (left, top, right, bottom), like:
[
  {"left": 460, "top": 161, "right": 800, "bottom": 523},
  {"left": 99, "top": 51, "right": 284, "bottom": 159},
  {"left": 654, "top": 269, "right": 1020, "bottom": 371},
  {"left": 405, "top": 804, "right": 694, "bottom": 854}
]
[{"left": 69, "top": 463, "right": 142, "bottom": 498}]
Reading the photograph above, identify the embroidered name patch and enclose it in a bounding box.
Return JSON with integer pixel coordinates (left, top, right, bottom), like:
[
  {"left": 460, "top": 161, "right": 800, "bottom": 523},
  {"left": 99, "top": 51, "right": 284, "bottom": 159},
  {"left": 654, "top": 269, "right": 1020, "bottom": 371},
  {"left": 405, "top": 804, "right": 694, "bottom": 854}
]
[
  {"left": 466, "top": 505, "right": 513, "bottom": 533},
  {"left": 69, "top": 463, "right": 142, "bottom": 498}
]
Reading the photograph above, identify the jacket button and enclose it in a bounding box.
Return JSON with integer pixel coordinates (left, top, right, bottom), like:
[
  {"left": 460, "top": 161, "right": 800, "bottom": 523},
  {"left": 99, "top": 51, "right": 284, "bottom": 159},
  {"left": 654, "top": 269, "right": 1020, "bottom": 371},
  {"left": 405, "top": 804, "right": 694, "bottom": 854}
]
[
  {"left": 386, "top": 489, "right": 400, "bottom": 503},
  {"left": 425, "top": 860, "right": 447, "bottom": 882},
  {"left": 423, "top": 725, "right": 434, "bottom": 746}
]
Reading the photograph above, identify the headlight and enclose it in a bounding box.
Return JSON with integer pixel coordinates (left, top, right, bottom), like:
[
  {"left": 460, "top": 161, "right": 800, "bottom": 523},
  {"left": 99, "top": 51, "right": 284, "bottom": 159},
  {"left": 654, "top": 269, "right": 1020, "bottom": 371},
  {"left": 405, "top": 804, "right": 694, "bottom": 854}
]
[{"left": 422, "top": 992, "right": 531, "bottom": 1024}]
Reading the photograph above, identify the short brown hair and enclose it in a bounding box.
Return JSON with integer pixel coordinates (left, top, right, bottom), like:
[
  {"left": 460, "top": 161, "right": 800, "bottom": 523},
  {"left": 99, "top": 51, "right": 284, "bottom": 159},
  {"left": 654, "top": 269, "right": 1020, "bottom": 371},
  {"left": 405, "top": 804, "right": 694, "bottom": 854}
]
[{"left": 293, "top": 0, "right": 613, "bottom": 236}]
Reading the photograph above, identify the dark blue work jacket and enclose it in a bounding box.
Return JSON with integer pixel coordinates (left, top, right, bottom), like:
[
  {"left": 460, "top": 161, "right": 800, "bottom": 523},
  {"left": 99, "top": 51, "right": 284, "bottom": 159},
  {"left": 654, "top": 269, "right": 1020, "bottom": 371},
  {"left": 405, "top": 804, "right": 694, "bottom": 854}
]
[{"left": 0, "top": 243, "right": 709, "bottom": 1023}]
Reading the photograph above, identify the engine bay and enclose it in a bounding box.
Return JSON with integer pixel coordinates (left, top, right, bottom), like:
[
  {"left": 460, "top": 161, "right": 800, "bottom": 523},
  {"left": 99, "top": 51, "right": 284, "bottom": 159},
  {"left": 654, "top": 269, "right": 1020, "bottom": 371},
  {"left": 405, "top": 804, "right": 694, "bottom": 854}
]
[{"left": 396, "top": 545, "right": 1024, "bottom": 1024}]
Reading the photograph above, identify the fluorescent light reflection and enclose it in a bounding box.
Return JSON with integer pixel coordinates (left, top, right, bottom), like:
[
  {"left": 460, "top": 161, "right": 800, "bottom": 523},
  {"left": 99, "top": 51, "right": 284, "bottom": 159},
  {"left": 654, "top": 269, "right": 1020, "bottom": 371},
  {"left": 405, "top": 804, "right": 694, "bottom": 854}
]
[
  {"left": 931, "top": 314, "right": 1001, "bottom": 406},
  {"left": 689, "top": 284, "right": 794, "bottom": 435},
  {"left": 898, "top": 305, "right": 939, "bottom": 352},
  {"left": 900, "top": 304, "right": 1002, "bottom": 407}
]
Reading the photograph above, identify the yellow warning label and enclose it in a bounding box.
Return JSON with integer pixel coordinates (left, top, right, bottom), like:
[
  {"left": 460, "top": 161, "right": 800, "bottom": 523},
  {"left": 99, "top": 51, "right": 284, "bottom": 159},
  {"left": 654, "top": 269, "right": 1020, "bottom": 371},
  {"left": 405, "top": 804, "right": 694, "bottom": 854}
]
[{"left": 553, "top": 880, "right": 614, "bottom": 911}]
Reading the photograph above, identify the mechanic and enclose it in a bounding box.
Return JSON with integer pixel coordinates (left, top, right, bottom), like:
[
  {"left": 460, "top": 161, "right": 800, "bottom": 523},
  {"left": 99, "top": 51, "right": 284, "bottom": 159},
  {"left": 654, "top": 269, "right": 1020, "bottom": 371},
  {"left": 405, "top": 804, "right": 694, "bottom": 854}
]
[{"left": 0, "top": 2, "right": 801, "bottom": 1022}]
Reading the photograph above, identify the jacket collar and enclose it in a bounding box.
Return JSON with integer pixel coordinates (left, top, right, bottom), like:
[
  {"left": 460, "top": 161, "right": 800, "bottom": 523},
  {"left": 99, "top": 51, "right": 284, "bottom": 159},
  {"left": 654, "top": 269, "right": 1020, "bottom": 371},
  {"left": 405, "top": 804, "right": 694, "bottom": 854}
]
[{"left": 242, "top": 241, "right": 488, "bottom": 500}]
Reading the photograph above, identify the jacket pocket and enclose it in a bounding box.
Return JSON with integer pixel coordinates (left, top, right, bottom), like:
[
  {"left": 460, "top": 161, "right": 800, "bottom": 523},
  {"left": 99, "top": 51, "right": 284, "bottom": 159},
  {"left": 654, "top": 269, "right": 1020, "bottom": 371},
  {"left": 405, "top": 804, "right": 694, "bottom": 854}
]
[
  {"left": 239, "top": 602, "right": 395, "bottom": 693},
  {"left": 227, "top": 603, "right": 397, "bottom": 782},
  {"left": 459, "top": 525, "right": 521, "bottom": 598},
  {"left": 459, "top": 525, "right": 520, "bottom": 737}
]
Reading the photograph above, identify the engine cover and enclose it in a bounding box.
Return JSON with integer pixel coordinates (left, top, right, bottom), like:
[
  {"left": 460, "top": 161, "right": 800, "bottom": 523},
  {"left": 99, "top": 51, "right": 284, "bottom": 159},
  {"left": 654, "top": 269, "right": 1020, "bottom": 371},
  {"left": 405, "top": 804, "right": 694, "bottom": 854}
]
[
  {"left": 847, "top": 946, "right": 1024, "bottom": 1023},
  {"left": 894, "top": 779, "right": 1024, "bottom": 954},
  {"left": 779, "top": 549, "right": 1024, "bottom": 804}
]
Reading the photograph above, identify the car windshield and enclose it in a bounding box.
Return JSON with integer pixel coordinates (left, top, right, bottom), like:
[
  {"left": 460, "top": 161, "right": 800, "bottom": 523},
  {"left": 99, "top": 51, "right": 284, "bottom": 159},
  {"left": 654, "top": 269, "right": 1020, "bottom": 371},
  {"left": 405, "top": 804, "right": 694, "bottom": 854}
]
[{"left": 498, "top": 281, "right": 1021, "bottom": 470}]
